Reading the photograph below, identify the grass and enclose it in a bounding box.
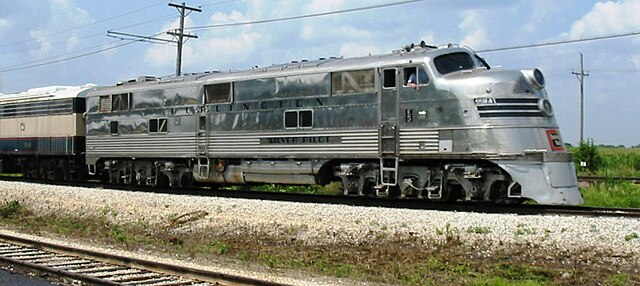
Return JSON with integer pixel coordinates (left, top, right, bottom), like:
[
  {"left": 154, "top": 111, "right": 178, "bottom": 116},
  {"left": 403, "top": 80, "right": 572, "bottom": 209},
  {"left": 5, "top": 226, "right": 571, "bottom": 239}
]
[
  {"left": 580, "top": 182, "right": 640, "bottom": 208},
  {"left": 572, "top": 145, "right": 640, "bottom": 177}
]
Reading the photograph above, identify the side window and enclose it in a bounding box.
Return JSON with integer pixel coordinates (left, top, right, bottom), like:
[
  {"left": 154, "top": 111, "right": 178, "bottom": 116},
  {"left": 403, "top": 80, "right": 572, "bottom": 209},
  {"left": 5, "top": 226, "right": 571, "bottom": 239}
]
[
  {"left": 284, "top": 111, "right": 298, "bottom": 128},
  {"left": 204, "top": 82, "right": 232, "bottom": 104},
  {"left": 284, "top": 110, "right": 313, "bottom": 129},
  {"left": 112, "top": 93, "right": 131, "bottom": 111},
  {"left": 149, "top": 118, "right": 168, "bottom": 133},
  {"left": 159, "top": 118, "right": 168, "bottom": 132},
  {"left": 110, "top": 121, "right": 119, "bottom": 135},
  {"left": 198, "top": 116, "right": 206, "bottom": 131},
  {"left": 331, "top": 69, "right": 375, "bottom": 95},
  {"left": 403, "top": 67, "right": 430, "bottom": 87},
  {"left": 383, "top": 69, "right": 396, "bottom": 88},
  {"left": 99, "top": 96, "right": 111, "bottom": 113},
  {"left": 299, "top": 110, "right": 312, "bottom": 127}
]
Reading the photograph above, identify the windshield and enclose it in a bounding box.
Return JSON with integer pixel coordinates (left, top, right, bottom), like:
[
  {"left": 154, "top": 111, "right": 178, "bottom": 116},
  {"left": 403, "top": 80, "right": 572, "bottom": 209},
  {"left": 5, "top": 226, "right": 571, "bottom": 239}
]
[{"left": 433, "top": 52, "right": 476, "bottom": 75}]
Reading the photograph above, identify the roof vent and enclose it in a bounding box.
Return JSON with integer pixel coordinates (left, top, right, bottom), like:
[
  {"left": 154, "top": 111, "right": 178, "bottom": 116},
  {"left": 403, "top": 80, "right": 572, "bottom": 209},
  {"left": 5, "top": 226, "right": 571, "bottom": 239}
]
[{"left": 138, "top": 76, "right": 158, "bottom": 82}]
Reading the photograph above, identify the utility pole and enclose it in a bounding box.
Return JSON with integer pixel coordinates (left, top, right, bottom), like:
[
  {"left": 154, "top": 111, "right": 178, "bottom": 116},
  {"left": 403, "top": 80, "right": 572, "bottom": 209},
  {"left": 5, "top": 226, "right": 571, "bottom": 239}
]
[
  {"left": 572, "top": 53, "right": 589, "bottom": 144},
  {"left": 167, "top": 2, "right": 201, "bottom": 76},
  {"left": 107, "top": 2, "right": 201, "bottom": 77}
]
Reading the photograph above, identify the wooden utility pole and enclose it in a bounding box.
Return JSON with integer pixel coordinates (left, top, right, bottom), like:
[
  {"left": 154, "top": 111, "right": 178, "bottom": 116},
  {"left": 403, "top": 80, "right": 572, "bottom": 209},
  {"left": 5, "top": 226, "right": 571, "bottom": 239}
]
[
  {"left": 107, "top": 2, "right": 201, "bottom": 77},
  {"left": 572, "top": 53, "right": 589, "bottom": 143},
  {"left": 167, "top": 2, "right": 201, "bottom": 76}
]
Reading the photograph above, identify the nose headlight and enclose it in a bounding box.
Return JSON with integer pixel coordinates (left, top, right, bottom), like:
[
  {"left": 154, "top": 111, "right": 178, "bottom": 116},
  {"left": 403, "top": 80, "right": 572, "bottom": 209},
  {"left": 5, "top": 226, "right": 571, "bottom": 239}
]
[
  {"left": 522, "top": 68, "right": 545, "bottom": 89},
  {"left": 538, "top": 98, "right": 554, "bottom": 117}
]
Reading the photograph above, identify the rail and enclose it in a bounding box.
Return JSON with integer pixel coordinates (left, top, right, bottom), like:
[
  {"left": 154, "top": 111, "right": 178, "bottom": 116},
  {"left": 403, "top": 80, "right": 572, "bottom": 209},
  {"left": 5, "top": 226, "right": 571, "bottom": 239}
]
[
  {"left": 577, "top": 176, "right": 640, "bottom": 184},
  {"left": 0, "top": 232, "right": 289, "bottom": 286},
  {"left": 2, "top": 176, "right": 640, "bottom": 219}
]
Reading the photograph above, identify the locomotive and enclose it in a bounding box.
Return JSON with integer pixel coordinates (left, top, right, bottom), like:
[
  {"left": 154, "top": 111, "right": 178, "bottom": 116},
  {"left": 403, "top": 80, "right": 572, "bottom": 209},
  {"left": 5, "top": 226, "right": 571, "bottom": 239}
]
[{"left": 0, "top": 42, "right": 583, "bottom": 205}]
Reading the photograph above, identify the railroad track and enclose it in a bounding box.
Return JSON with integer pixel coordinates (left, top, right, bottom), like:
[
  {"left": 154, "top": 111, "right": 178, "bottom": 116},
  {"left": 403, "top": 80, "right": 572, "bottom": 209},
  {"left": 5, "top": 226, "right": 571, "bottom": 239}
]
[
  {"left": 0, "top": 232, "right": 287, "bottom": 286},
  {"left": 2, "top": 176, "right": 640, "bottom": 219},
  {"left": 577, "top": 176, "right": 640, "bottom": 184}
]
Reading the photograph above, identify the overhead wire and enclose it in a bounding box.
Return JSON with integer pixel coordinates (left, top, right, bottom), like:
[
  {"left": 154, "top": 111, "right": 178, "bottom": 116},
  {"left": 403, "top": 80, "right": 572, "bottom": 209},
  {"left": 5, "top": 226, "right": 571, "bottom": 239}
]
[
  {"left": 478, "top": 31, "right": 640, "bottom": 53},
  {"left": 0, "top": 32, "right": 165, "bottom": 73},
  {"left": 1, "top": 0, "right": 640, "bottom": 73},
  {"left": 186, "top": 0, "right": 425, "bottom": 31},
  {"left": 0, "top": 0, "right": 425, "bottom": 72},
  {"left": 0, "top": 0, "right": 169, "bottom": 49}
]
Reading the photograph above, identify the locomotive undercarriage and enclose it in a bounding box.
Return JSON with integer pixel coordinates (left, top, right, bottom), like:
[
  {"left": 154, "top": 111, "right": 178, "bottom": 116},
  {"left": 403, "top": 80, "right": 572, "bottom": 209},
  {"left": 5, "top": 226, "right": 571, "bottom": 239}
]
[
  {"left": 91, "top": 157, "right": 519, "bottom": 203},
  {"left": 18, "top": 156, "right": 85, "bottom": 182},
  {"left": 99, "top": 159, "right": 193, "bottom": 187},
  {"left": 336, "top": 160, "right": 519, "bottom": 203}
]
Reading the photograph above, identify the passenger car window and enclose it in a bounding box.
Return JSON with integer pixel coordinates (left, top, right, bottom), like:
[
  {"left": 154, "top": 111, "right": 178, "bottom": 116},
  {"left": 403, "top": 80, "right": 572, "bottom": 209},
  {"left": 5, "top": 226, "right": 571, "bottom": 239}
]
[{"left": 434, "top": 52, "right": 475, "bottom": 75}]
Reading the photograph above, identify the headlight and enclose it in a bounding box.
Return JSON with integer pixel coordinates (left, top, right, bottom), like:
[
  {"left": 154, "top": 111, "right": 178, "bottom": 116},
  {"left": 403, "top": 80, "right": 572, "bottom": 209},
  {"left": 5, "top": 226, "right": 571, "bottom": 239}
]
[
  {"left": 521, "top": 68, "right": 545, "bottom": 89},
  {"left": 538, "top": 98, "right": 554, "bottom": 117}
]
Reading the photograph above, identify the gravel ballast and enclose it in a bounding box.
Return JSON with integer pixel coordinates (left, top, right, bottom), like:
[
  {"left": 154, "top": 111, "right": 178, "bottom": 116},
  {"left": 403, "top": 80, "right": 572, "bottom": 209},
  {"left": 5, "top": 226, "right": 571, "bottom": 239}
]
[{"left": 1, "top": 180, "right": 639, "bottom": 284}]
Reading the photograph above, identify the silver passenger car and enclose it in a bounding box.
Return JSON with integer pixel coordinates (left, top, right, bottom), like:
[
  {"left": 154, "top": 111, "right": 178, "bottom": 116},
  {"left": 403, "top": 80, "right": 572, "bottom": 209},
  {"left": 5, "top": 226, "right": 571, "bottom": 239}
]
[{"left": 85, "top": 43, "right": 582, "bottom": 205}]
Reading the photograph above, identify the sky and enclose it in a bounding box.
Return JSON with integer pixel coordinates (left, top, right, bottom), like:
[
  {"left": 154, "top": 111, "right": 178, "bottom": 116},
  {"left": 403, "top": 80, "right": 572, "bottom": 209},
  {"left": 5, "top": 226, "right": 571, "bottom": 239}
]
[{"left": 0, "top": 0, "right": 639, "bottom": 146}]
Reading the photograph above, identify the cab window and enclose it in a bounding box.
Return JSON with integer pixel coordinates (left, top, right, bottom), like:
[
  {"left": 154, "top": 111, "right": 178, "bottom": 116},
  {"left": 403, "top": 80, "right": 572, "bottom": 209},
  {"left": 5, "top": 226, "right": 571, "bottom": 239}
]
[
  {"left": 434, "top": 52, "right": 475, "bottom": 75},
  {"left": 403, "top": 67, "right": 429, "bottom": 87}
]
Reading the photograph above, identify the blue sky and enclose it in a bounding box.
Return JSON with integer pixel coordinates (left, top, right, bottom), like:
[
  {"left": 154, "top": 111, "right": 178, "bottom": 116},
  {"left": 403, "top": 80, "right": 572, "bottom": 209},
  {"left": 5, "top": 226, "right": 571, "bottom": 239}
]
[{"left": 0, "top": 0, "right": 639, "bottom": 146}]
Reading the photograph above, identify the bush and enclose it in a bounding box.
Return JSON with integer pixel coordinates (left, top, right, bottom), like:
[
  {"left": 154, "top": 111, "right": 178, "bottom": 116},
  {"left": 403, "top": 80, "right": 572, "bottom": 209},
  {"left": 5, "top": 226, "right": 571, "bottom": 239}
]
[{"left": 572, "top": 139, "right": 603, "bottom": 174}]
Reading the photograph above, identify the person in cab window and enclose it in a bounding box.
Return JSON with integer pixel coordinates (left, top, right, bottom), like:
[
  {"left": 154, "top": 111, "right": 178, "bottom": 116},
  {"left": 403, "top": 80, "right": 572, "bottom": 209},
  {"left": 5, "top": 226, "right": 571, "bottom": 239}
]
[{"left": 405, "top": 72, "right": 417, "bottom": 88}]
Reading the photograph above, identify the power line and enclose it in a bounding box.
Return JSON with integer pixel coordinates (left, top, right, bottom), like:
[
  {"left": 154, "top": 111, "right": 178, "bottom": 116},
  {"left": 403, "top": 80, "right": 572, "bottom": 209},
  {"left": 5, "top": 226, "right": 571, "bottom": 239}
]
[
  {"left": 0, "top": 0, "right": 169, "bottom": 49},
  {"left": 1, "top": 13, "right": 176, "bottom": 59},
  {"left": 199, "top": 0, "right": 244, "bottom": 8},
  {"left": 0, "top": 34, "right": 164, "bottom": 73},
  {"left": 478, "top": 31, "right": 640, "bottom": 53},
  {"left": 2, "top": 0, "right": 640, "bottom": 74},
  {"left": 186, "top": 0, "right": 425, "bottom": 31}
]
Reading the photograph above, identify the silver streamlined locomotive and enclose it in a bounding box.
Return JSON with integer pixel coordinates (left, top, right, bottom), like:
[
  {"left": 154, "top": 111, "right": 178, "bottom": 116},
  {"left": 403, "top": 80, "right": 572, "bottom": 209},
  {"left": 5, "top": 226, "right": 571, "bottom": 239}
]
[{"left": 3, "top": 42, "right": 583, "bottom": 205}]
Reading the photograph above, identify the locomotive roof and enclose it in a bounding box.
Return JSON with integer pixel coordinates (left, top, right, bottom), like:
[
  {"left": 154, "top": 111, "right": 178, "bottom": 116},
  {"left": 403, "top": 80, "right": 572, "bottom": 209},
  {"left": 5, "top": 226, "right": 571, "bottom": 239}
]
[
  {"left": 0, "top": 84, "right": 97, "bottom": 104},
  {"left": 201, "top": 44, "right": 471, "bottom": 82},
  {"left": 94, "top": 44, "right": 474, "bottom": 93}
]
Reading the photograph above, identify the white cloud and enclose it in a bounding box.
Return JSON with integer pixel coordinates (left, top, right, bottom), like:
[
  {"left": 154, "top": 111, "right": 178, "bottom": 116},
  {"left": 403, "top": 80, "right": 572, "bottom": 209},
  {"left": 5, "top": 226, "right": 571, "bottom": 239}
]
[
  {"left": 146, "top": 10, "right": 263, "bottom": 71},
  {"left": 305, "top": 0, "right": 344, "bottom": 13},
  {"left": 0, "top": 18, "right": 10, "bottom": 31},
  {"left": 633, "top": 54, "right": 640, "bottom": 71},
  {"left": 568, "top": 0, "right": 640, "bottom": 39},
  {"left": 458, "top": 10, "right": 490, "bottom": 49},
  {"left": 210, "top": 10, "right": 249, "bottom": 24},
  {"left": 144, "top": 18, "right": 188, "bottom": 69},
  {"left": 28, "top": 0, "right": 93, "bottom": 56},
  {"left": 338, "top": 42, "right": 382, "bottom": 58}
]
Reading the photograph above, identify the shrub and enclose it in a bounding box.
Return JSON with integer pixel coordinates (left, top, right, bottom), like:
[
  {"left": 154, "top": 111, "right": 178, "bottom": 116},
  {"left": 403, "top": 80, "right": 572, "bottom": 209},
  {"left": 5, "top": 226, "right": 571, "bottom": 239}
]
[{"left": 572, "top": 139, "right": 603, "bottom": 174}]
